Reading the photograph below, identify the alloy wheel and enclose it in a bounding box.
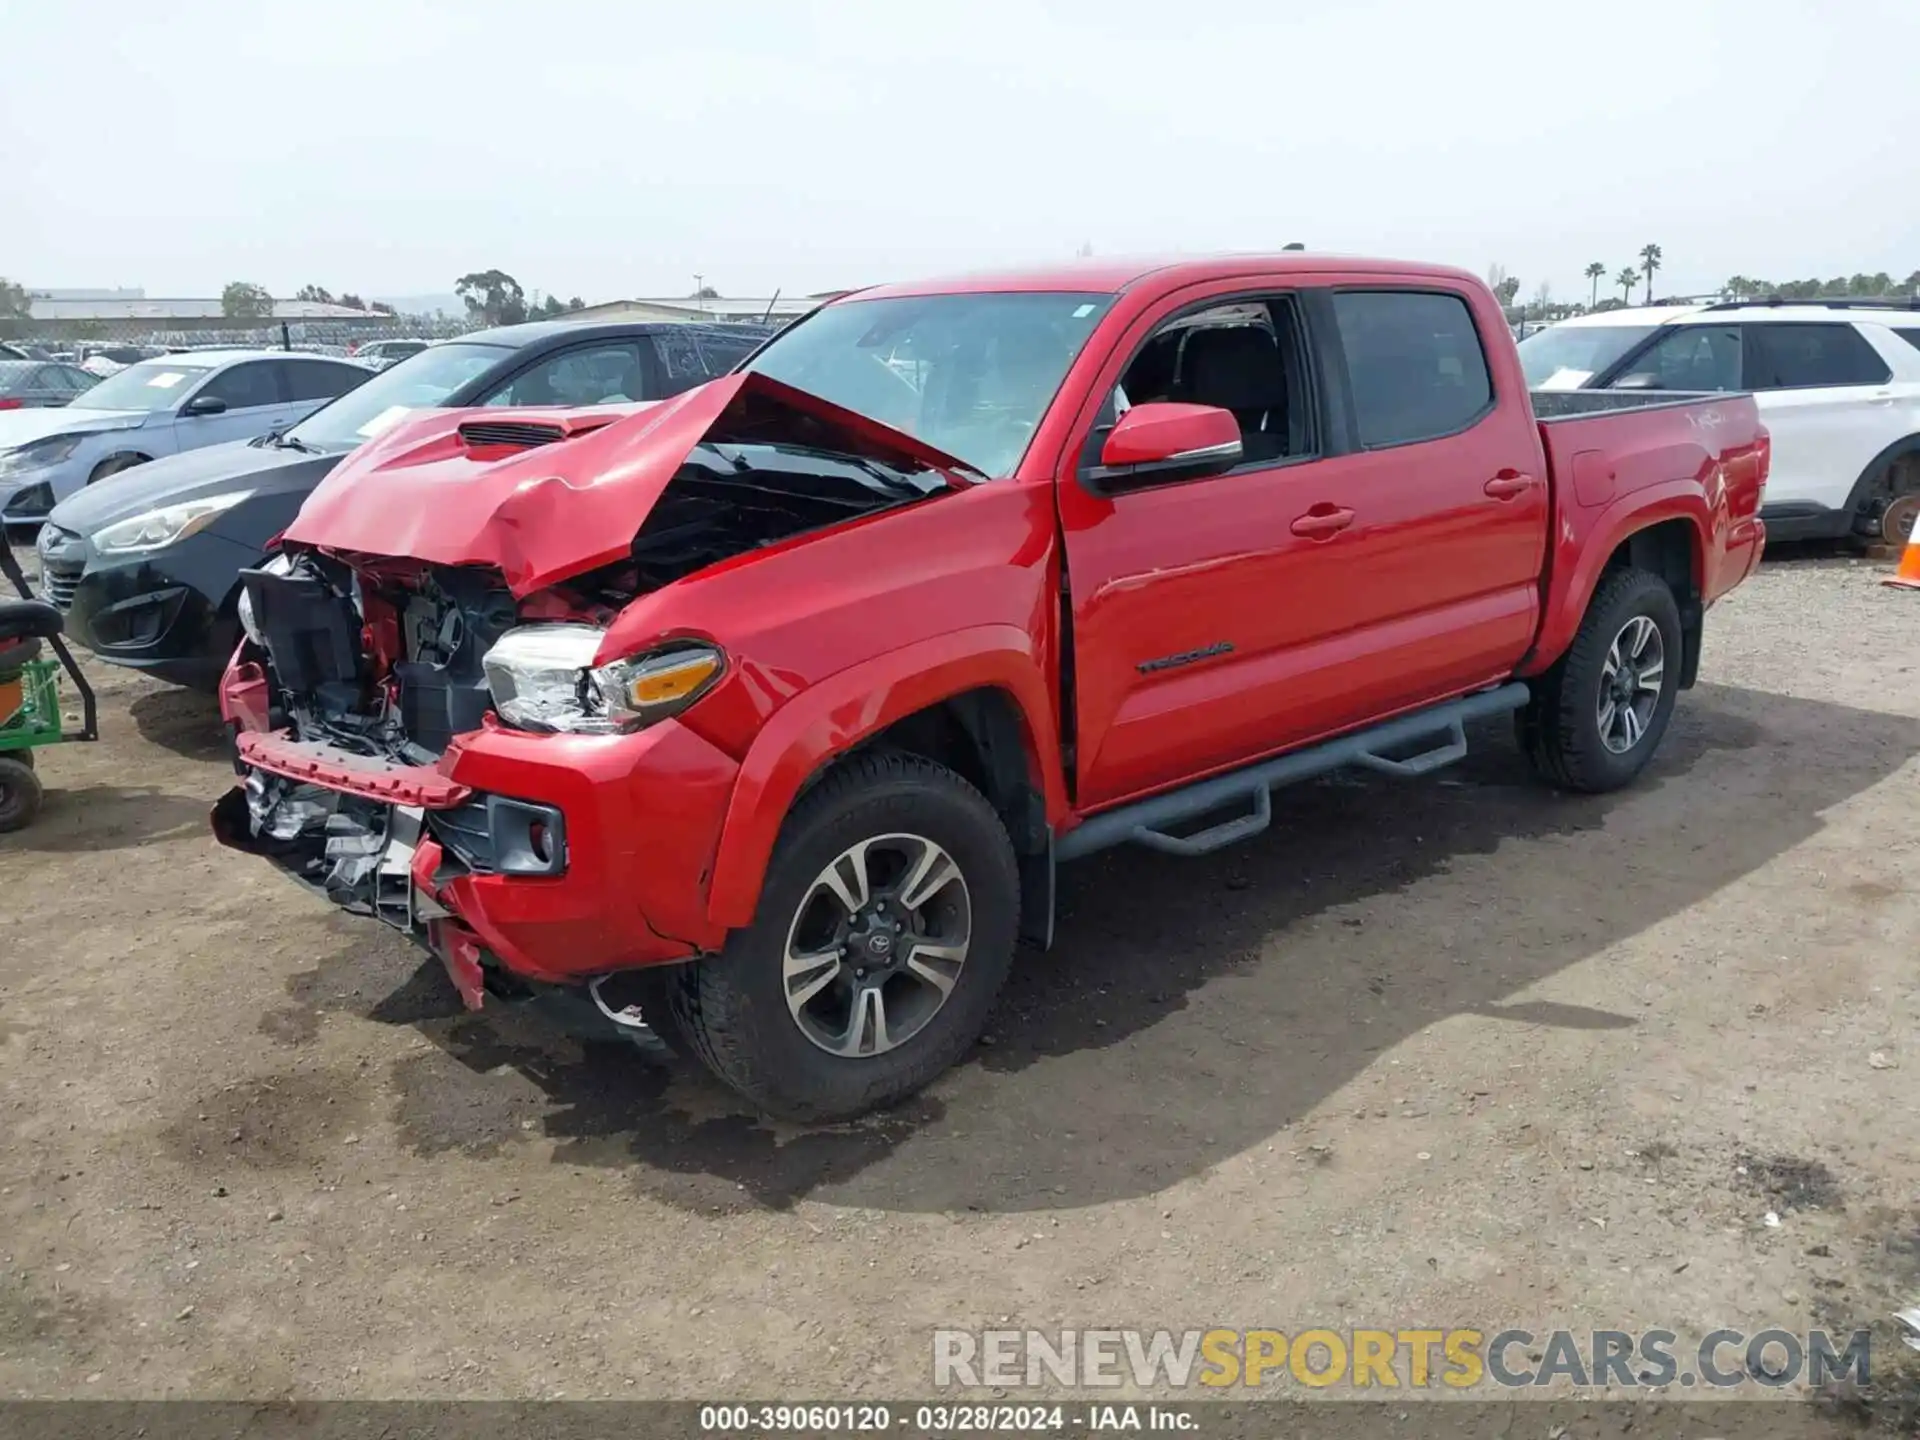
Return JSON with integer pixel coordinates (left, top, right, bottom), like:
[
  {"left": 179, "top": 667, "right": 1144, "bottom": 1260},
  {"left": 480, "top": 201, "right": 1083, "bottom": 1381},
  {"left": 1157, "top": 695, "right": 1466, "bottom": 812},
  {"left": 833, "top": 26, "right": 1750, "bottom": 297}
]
[{"left": 782, "top": 832, "right": 972, "bottom": 1058}]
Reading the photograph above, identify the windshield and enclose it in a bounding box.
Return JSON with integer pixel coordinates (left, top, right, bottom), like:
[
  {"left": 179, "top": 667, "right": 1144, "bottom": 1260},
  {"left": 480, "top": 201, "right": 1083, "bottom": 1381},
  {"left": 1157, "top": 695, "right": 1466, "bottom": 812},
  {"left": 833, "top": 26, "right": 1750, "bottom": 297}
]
[
  {"left": 287, "top": 341, "right": 509, "bottom": 449},
  {"left": 1518, "top": 325, "right": 1658, "bottom": 389},
  {"left": 69, "top": 361, "right": 218, "bottom": 411},
  {"left": 743, "top": 291, "right": 1115, "bottom": 478}
]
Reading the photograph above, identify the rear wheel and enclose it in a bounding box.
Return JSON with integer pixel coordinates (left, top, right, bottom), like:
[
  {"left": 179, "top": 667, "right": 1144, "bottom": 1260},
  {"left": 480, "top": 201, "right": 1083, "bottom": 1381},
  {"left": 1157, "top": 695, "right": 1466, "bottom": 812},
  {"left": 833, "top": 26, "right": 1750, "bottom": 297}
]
[
  {"left": 670, "top": 752, "right": 1019, "bottom": 1121},
  {"left": 1877, "top": 492, "right": 1920, "bottom": 546},
  {"left": 0, "top": 756, "right": 45, "bottom": 832},
  {"left": 1518, "top": 566, "right": 1682, "bottom": 794}
]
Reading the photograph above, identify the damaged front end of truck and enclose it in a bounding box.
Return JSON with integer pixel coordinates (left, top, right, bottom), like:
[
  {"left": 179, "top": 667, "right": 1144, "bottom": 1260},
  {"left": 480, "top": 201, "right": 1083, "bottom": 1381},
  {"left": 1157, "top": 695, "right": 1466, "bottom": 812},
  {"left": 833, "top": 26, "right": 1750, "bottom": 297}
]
[{"left": 211, "top": 372, "right": 978, "bottom": 1018}]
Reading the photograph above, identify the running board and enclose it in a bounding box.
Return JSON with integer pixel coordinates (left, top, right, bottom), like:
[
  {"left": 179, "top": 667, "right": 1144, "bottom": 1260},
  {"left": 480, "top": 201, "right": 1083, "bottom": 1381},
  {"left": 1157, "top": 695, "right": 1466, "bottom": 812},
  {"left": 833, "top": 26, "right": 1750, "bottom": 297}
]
[{"left": 1054, "top": 683, "right": 1530, "bottom": 862}]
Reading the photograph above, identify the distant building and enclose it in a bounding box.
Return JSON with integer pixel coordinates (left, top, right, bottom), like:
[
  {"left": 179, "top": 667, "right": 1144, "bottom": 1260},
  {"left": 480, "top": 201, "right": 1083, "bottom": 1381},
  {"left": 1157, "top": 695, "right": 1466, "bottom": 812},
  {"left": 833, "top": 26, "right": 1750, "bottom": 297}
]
[
  {"left": 567, "top": 296, "right": 822, "bottom": 325},
  {"left": 23, "top": 296, "right": 381, "bottom": 323}
]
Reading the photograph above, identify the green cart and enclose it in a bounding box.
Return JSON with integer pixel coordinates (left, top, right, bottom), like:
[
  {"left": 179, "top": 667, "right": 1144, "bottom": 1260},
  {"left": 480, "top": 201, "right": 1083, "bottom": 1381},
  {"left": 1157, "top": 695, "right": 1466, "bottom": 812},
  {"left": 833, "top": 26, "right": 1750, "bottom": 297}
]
[{"left": 0, "top": 541, "right": 98, "bottom": 831}]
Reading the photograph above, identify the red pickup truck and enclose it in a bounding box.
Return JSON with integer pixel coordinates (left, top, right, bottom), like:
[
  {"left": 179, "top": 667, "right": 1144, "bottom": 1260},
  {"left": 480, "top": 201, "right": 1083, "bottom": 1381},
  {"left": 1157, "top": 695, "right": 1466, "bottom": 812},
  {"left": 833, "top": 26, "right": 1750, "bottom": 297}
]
[{"left": 213, "top": 255, "right": 1767, "bottom": 1120}]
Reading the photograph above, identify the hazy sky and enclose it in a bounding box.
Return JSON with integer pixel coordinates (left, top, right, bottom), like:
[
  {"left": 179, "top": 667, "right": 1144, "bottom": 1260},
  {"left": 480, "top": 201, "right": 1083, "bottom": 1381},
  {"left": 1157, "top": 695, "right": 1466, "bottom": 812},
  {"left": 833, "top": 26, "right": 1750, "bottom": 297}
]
[{"left": 8, "top": 0, "right": 1916, "bottom": 305}]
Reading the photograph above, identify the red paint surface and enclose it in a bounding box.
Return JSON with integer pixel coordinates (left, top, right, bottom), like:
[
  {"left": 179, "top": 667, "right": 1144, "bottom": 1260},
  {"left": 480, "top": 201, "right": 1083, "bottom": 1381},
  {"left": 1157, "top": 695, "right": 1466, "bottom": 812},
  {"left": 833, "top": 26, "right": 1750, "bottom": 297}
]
[{"left": 223, "top": 254, "right": 1765, "bottom": 985}]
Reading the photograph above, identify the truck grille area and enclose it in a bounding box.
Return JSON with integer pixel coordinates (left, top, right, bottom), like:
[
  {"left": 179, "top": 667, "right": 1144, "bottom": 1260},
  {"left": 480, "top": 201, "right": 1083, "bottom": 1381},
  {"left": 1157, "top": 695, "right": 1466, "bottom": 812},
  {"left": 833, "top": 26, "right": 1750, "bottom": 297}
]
[{"left": 238, "top": 555, "right": 514, "bottom": 763}]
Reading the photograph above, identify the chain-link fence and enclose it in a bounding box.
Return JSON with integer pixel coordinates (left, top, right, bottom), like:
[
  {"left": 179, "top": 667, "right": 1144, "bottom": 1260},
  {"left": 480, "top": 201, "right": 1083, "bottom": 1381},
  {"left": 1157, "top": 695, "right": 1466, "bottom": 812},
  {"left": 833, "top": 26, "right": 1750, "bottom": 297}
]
[{"left": 0, "top": 311, "right": 483, "bottom": 368}]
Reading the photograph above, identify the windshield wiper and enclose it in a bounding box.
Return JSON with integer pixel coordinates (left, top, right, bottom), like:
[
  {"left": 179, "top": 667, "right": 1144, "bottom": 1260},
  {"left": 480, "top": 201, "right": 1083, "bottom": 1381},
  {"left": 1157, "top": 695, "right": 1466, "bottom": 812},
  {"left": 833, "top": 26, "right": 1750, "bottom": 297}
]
[{"left": 270, "top": 432, "right": 322, "bottom": 454}]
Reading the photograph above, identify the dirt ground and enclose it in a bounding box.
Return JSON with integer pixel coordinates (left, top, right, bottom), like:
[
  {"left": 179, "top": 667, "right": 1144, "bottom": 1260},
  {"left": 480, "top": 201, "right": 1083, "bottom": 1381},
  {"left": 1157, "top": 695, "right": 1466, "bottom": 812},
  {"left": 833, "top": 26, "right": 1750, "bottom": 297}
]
[{"left": 3, "top": 542, "right": 1919, "bottom": 1414}]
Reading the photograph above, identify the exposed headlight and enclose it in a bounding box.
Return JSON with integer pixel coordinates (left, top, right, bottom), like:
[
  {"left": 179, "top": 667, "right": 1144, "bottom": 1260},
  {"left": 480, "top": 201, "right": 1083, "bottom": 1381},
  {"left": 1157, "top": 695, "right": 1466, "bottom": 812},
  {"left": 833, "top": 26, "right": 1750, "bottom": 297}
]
[
  {"left": 93, "top": 491, "right": 257, "bottom": 555},
  {"left": 0, "top": 434, "right": 87, "bottom": 475},
  {"left": 481, "top": 625, "right": 724, "bottom": 735},
  {"left": 236, "top": 551, "right": 295, "bottom": 646}
]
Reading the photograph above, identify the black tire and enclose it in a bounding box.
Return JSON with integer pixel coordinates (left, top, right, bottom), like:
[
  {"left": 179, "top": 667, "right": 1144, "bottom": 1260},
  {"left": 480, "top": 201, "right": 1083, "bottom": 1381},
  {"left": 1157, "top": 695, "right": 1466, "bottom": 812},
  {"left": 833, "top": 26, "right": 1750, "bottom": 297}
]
[
  {"left": 670, "top": 752, "right": 1020, "bottom": 1122},
  {"left": 87, "top": 455, "right": 145, "bottom": 484},
  {"left": 0, "top": 755, "right": 44, "bottom": 832},
  {"left": 1517, "top": 566, "right": 1682, "bottom": 794}
]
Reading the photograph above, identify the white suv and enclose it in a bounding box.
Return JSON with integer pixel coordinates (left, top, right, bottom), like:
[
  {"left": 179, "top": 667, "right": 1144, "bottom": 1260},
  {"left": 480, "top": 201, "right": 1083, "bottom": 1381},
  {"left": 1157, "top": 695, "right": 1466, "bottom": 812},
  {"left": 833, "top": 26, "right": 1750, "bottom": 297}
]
[{"left": 1519, "top": 302, "right": 1920, "bottom": 543}]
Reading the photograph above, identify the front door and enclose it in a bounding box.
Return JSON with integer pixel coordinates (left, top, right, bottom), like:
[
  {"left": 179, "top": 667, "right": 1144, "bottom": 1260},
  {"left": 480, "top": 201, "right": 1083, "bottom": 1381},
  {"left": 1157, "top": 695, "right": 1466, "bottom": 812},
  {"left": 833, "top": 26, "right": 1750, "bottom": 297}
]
[{"left": 1056, "top": 278, "right": 1548, "bottom": 811}]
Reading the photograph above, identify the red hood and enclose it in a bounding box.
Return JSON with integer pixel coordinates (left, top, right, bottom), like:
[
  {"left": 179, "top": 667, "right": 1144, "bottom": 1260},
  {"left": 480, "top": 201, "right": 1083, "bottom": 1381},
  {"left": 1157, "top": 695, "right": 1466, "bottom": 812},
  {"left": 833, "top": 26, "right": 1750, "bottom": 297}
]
[{"left": 282, "top": 373, "right": 980, "bottom": 596}]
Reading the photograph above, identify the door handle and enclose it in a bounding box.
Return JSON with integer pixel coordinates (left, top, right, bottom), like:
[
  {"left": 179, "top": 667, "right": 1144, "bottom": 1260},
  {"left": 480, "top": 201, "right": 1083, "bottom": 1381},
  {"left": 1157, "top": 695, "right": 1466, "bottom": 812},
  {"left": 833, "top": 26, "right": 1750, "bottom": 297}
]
[
  {"left": 1484, "top": 471, "right": 1538, "bottom": 499},
  {"left": 1291, "top": 505, "right": 1355, "bottom": 538}
]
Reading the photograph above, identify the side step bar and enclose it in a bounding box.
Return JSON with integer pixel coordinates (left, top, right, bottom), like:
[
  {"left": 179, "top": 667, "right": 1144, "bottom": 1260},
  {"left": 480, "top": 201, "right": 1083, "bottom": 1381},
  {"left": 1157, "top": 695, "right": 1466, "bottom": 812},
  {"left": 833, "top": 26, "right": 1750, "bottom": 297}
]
[{"left": 1054, "top": 683, "right": 1530, "bottom": 862}]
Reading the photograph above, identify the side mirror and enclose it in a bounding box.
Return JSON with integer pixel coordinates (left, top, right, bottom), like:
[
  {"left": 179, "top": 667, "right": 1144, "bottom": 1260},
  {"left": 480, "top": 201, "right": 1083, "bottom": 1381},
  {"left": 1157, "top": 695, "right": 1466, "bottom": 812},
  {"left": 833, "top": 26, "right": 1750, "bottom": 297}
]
[
  {"left": 1085, "top": 402, "right": 1242, "bottom": 494},
  {"left": 1610, "top": 372, "right": 1662, "bottom": 391},
  {"left": 182, "top": 394, "right": 228, "bottom": 417}
]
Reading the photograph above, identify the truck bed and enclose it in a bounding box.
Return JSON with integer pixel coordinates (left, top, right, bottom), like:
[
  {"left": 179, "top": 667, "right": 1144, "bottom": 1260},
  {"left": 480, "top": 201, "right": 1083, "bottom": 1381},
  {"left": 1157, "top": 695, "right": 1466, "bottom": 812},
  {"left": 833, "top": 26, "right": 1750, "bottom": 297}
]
[{"left": 1518, "top": 387, "right": 1768, "bottom": 678}]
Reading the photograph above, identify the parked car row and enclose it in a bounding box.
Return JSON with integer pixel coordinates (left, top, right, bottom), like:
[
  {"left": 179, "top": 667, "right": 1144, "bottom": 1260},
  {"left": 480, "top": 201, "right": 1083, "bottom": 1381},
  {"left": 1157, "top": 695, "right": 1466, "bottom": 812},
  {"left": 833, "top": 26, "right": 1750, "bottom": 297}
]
[
  {"left": 32, "top": 320, "right": 772, "bottom": 686},
  {"left": 0, "top": 350, "right": 373, "bottom": 529},
  {"left": 1519, "top": 299, "right": 1920, "bottom": 543},
  {"left": 0, "top": 360, "right": 100, "bottom": 409}
]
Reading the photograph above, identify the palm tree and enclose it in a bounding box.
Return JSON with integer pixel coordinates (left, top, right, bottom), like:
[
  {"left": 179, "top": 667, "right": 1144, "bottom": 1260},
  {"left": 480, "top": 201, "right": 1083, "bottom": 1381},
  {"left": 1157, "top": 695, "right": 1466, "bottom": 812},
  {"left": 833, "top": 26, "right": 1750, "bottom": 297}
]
[
  {"left": 1616, "top": 267, "right": 1640, "bottom": 304},
  {"left": 1585, "top": 261, "right": 1605, "bottom": 307},
  {"left": 1723, "top": 276, "right": 1750, "bottom": 301},
  {"left": 1639, "top": 243, "right": 1663, "bottom": 304}
]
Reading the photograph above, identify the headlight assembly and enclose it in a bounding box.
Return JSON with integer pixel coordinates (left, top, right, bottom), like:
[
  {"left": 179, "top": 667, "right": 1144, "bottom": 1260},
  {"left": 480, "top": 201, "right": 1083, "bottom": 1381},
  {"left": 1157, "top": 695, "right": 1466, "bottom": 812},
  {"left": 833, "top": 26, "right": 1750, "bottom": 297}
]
[
  {"left": 481, "top": 625, "right": 724, "bottom": 735},
  {"left": 93, "top": 491, "right": 256, "bottom": 555},
  {"left": 236, "top": 551, "right": 295, "bottom": 645},
  {"left": 0, "top": 433, "right": 87, "bottom": 475}
]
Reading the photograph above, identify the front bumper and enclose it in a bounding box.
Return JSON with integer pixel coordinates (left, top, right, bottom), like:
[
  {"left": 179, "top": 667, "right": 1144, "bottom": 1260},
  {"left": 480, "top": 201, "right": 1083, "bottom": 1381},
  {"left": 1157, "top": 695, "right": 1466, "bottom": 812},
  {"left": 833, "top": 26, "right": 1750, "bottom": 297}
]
[
  {"left": 213, "top": 708, "right": 742, "bottom": 985},
  {"left": 36, "top": 525, "right": 252, "bottom": 689}
]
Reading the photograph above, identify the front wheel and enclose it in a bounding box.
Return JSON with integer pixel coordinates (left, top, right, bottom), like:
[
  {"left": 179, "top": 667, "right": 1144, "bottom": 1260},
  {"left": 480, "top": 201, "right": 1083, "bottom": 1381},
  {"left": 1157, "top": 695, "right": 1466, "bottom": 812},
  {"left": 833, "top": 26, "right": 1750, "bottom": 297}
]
[
  {"left": 1518, "top": 566, "right": 1682, "bottom": 794},
  {"left": 670, "top": 752, "right": 1020, "bottom": 1121},
  {"left": 0, "top": 755, "right": 45, "bottom": 832}
]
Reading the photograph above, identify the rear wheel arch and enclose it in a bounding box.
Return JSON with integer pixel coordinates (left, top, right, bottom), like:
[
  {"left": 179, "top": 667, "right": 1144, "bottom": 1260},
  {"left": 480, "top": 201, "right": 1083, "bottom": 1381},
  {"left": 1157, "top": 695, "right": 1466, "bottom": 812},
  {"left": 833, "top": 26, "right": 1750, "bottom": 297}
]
[
  {"left": 1839, "top": 432, "right": 1920, "bottom": 537},
  {"left": 1599, "top": 516, "right": 1702, "bottom": 688}
]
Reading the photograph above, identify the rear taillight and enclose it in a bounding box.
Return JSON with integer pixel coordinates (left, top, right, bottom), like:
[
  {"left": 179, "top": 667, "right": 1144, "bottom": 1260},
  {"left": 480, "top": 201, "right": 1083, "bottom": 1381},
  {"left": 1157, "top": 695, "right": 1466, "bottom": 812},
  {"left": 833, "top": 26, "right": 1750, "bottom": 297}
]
[{"left": 0, "top": 399, "right": 22, "bottom": 410}]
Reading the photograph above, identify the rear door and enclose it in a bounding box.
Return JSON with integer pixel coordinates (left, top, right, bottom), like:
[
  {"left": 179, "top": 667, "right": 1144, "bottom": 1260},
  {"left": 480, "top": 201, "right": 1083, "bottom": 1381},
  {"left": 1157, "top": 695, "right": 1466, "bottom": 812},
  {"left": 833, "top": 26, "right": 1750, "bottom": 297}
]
[
  {"left": 1056, "top": 276, "right": 1548, "bottom": 809},
  {"left": 1746, "top": 322, "right": 1897, "bottom": 511},
  {"left": 279, "top": 358, "right": 371, "bottom": 424}
]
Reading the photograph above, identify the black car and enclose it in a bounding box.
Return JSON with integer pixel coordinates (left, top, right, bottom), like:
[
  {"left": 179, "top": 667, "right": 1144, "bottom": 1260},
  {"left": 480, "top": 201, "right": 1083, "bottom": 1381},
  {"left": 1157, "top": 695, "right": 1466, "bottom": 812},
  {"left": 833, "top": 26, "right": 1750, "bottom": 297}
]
[
  {"left": 39, "top": 319, "right": 773, "bottom": 689},
  {"left": 0, "top": 359, "right": 99, "bottom": 409}
]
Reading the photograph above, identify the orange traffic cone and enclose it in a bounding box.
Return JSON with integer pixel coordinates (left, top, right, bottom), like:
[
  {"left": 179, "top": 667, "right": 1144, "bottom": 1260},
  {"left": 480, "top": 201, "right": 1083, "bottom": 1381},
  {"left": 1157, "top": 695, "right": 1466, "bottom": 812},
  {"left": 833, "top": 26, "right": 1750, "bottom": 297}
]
[{"left": 1887, "top": 519, "right": 1920, "bottom": 591}]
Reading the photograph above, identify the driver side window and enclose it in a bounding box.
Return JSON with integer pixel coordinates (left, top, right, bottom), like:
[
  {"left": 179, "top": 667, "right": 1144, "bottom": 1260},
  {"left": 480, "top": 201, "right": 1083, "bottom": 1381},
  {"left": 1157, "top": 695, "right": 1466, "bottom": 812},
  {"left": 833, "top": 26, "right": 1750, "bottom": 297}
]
[
  {"left": 1612, "top": 325, "right": 1742, "bottom": 392},
  {"left": 1114, "top": 298, "right": 1316, "bottom": 465}
]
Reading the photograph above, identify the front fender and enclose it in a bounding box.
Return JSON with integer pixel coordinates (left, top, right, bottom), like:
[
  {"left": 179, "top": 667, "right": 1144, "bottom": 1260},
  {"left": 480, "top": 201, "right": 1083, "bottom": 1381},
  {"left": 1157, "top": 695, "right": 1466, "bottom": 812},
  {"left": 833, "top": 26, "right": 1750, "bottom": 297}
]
[
  {"left": 704, "top": 624, "right": 1063, "bottom": 930},
  {"left": 1521, "top": 481, "right": 1709, "bottom": 675}
]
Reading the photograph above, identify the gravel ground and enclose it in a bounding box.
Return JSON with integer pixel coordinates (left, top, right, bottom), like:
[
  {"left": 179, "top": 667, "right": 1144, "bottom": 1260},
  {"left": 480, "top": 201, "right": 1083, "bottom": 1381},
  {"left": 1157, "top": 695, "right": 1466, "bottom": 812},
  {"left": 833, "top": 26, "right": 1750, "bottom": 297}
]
[{"left": 2, "top": 541, "right": 1918, "bottom": 1422}]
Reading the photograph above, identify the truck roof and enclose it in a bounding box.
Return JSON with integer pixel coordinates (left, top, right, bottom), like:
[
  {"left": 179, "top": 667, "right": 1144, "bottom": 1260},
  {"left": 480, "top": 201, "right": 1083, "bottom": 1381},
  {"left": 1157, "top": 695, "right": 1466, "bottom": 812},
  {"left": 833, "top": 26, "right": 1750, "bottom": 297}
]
[
  {"left": 1554, "top": 301, "right": 1920, "bottom": 328},
  {"left": 854, "top": 254, "right": 1484, "bottom": 301}
]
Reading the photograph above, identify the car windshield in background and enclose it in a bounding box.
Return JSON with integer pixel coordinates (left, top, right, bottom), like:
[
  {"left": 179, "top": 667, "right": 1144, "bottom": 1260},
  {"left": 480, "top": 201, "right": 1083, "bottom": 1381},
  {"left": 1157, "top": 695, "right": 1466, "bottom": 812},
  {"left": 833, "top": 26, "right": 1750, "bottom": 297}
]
[
  {"left": 68, "top": 360, "right": 218, "bottom": 412},
  {"left": 286, "top": 341, "right": 511, "bottom": 450},
  {"left": 1518, "top": 325, "right": 1658, "bottom": 389},
  {"left": 743, "top": 292, "right": 1116, "bottom": 478}
]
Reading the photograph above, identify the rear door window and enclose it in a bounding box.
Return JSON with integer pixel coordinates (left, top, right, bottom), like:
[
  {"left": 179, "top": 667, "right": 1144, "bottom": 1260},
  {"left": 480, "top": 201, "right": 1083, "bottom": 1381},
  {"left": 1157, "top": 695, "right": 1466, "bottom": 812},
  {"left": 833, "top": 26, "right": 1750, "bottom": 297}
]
[
  {"left": 282, "top": 359, "right": 371, "bottom": 403},
  {"left": 654, "top": 329, "right": 707, "bottom": 393},
  {"left": 1749, "top": 323, "right": 1891, "bottom": 389},
  {"left": 1331, "top": 290, "right": 1493, "bottom": 447},
  {"left": 1609, "top": 325, "right": 1743, "bottom": 391}
]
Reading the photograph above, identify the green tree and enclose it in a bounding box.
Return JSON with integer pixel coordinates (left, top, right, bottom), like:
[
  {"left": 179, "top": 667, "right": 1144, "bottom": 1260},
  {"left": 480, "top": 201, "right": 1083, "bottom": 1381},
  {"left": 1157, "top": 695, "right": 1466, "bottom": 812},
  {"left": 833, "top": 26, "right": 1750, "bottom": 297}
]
[
  {"left": 337, "top": 292, "right": 366, "bottom": 310},
  {"left": 535, "top": 294, "right": 570, "bottom": 319},
  {"left": 1615, "top": 267, "right": 1640, "bottom": 304},
  {"left": 1585, "top": 261, "right": 1606, "bottom": 307},
  {"left": 0, "top": 278, "right": 31, "bottom": 318},
  {"left": 454, "top": 269, "right": 528, "bottom": 326},
  {"left": 221, "top": 281, "right": 275, "bottom": 320},
  {"left": 567, "top": 296, "right": 585, "bottom": 311},
  {"left": 1638, "top": 243, "right": 1662, "bottom": 304},
  {"left": 294, "top": 284, "right": 334, "bottom": 304}
]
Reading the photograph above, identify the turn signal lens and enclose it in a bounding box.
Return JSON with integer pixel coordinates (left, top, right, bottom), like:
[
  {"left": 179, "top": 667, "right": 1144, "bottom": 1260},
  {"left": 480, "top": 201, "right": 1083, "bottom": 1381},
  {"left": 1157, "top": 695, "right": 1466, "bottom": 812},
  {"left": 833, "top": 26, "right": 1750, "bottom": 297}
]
[{"left": 618, "top": 650, "right": 723, "bottom": 709}]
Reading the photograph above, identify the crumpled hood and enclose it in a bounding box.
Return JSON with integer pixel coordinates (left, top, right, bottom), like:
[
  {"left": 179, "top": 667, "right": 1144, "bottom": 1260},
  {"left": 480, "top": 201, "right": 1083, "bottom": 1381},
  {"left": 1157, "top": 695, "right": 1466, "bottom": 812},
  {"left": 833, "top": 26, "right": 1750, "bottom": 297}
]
[
  {"left": 282, "top": 373, "right": 978, "bottom": 596},
  {"left": 0, "top": 407, "right": 148, "bottom": 449}
]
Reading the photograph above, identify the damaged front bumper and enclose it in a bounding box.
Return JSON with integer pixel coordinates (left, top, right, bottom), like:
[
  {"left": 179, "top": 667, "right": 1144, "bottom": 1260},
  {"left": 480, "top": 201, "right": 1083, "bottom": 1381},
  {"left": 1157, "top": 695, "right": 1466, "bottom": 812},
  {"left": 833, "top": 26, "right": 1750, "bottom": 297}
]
[{"left": 213, "top": 716, "right": 742, "bottom": 1004}]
